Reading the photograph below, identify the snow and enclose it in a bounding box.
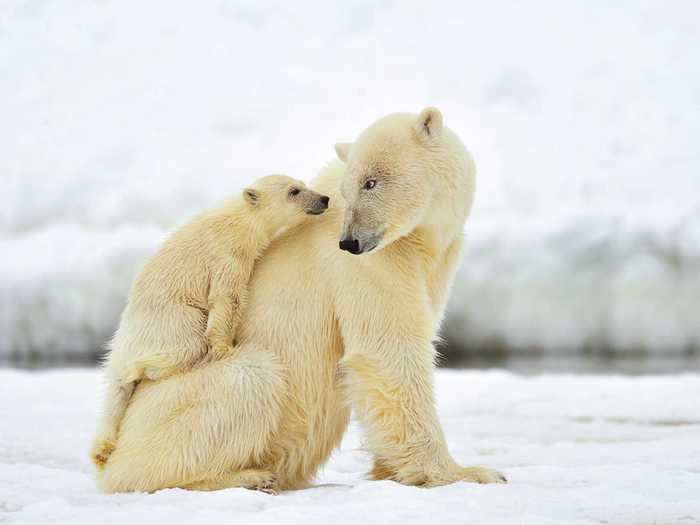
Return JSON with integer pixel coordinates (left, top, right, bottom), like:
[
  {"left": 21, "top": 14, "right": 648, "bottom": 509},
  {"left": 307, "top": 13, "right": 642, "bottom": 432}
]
[
  {"left": 1, "top": 368, "right": 699, "bottom": 524},
  {"left": 2, "top": 1, "right": 700, "bottom": 358}
]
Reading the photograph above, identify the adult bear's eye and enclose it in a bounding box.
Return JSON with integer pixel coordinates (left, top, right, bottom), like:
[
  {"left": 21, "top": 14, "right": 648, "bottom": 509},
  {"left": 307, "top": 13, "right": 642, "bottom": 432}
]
[
  {"left": 364, "top": 179, "right": 377, "bottom": 190},
  {"left": 289, "top": 188, "right": 301, "bottom": 197}
]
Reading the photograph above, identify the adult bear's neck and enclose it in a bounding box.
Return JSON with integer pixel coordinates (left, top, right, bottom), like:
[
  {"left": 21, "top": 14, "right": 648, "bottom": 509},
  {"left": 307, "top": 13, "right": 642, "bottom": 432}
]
[{"left": 405, "top": 224, "right": 460, "bottom": 261}]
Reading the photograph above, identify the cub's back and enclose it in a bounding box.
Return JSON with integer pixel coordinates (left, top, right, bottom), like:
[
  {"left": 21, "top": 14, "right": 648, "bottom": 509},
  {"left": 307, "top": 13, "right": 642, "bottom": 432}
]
[{"left": 131, "top": 209, "right": 238, "bottom": 307}]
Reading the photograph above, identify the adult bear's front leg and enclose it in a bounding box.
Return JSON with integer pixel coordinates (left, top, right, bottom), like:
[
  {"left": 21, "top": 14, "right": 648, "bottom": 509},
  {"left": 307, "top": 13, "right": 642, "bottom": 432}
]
[{"left": 337, "top": 285, "right": 506, "bottom": 487}]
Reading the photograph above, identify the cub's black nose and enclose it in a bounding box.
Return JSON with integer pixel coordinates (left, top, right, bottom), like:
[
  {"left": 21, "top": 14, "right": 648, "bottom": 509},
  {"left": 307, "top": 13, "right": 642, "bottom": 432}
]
[
  {"left": 339, "top": 237, "right": 361, "bottom": 254},
  {"left": 320, "top": 195, "right": 330, "bottom": 206}
]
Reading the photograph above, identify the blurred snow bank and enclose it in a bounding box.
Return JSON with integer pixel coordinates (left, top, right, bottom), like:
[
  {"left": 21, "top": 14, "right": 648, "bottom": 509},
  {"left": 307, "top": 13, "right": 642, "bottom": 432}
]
[
  {"left": 0, "top": 226, "right": 163, "bottom": 358},
  {"left": 2, "top": 1, "right": 699, "bottom": 359},
  {"left": 447, "top": 218, "right": 700, "bottom": 355}
]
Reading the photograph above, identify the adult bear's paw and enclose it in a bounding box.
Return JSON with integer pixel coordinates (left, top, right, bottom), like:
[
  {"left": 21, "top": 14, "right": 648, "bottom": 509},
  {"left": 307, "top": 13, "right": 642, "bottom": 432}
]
[
  {"left": 422, "top": 465, "right": 507, "bottom": 487},
  {"left": 457, "top": 466, "right": 507, "bottom": 484},
  {"left": 253, "top": 472, "right": 279, "bottom": 495}
]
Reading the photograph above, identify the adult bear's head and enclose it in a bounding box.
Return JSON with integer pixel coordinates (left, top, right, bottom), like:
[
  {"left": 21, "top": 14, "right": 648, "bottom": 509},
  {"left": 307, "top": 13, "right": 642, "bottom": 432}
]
[{"left": 335, "top": 107, "right": 474, "bottom": 255}]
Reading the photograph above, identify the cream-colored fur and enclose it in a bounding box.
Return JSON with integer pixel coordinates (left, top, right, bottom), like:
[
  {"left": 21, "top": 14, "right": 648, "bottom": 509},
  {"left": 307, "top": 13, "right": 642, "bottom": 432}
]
[
  {"left": 90, "top": 175, "right": 328, "bottom": 470},
  {"left": 96, "top": 108, "right": 506, "bottom": 494}
]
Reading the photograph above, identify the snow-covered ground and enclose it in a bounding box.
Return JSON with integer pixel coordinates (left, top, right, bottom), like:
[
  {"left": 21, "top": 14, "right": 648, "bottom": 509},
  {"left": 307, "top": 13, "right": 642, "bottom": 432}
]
[
  {"left": 2, "top": 1, "right": 700, "bottom": 359},
  {"left": 1, "top": 368, "right": 699, "bottom": 524}
]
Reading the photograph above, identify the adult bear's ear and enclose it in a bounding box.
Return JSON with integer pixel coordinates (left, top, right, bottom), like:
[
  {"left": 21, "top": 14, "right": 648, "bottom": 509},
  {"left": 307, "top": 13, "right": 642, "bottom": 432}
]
[
  {"left": 414, "top": 107, "right": 443, "bottom": 142},
  {"left": 243, "top": 188, "right": 259, "bottom": 207},
  {"left": 335, "top": 142, "right": 352, "bottom": 162}
]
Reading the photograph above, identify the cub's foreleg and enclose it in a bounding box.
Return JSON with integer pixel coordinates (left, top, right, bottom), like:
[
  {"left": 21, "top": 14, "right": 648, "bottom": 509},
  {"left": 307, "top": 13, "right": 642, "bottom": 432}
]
[{"left": 205, "top": 263, "right": 250, "bottom": 359}]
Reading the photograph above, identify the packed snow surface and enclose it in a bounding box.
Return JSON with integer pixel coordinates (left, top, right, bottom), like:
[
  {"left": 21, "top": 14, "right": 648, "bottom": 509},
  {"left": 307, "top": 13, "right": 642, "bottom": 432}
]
[
  {"left": 2, "top": 1, "right": 700, "bottom": 358},
  {"left": 1, "top": 369, "right": 699, "bottom": 524}
]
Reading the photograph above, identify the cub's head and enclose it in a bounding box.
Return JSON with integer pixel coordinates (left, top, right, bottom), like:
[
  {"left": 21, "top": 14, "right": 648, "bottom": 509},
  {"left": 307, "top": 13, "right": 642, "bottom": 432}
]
[
  {"left": 243, "top": 174, "right": 329, "bottom": 236},
  {"left": 335, "top": 107, "right": 469, "bottom": 255}
]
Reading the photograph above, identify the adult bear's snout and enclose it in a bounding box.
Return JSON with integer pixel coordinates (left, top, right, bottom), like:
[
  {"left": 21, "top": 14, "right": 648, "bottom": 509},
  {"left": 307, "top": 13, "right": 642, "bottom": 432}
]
[{"left": 339, "top": 237, "right": 361, "bottom": 255}]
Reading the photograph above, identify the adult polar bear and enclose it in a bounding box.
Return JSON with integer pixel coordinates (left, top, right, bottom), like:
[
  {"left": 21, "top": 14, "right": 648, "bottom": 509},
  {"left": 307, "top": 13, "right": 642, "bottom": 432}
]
[{"left": 98, "top": 108, "right": 506, "bottom": 493}]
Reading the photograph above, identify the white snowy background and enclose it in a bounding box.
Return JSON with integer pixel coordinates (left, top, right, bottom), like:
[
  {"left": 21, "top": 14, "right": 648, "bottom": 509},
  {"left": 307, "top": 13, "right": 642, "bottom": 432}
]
[
  {"left": 2, "top": 369, "right": 700, "bottom": 524},
  {"left": 2, "top": 2, "right": 700, "bottom": 523},
  {"left": 2, "top": 0, "right": 699, "bottom": 361}
]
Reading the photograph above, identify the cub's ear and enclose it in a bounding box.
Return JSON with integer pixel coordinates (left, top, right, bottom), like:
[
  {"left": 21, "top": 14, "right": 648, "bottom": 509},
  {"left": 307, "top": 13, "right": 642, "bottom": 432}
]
[
  {"left": 335, "top": 142, "right": 352, "bottom": 162},
  {"left": 243, "top": 188, "right": 259, "bottom": 206},
  {"left": 414, "top": 107, "right": 443, "bottom": 142}
]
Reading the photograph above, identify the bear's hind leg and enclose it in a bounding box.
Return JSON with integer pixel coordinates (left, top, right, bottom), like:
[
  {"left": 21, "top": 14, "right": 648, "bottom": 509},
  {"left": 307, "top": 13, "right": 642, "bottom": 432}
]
[
  {"left": 369, "top": 458, "right": 395, "bottom": 480},
  {"left": 98, "top": 349, "right": 287, "bottom": 494},
  {"left": 90, "top": 376, "right": 139, "bottom": 469}
]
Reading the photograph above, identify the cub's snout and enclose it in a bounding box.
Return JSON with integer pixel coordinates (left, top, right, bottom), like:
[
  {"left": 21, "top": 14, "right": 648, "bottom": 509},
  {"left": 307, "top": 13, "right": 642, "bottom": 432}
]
[{"left": 306, "top": 194, "right": 330, "bottom": 215}]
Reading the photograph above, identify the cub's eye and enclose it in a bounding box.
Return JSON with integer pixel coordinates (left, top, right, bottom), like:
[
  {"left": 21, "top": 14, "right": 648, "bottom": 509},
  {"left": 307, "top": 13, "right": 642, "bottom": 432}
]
[
  {"left": 364, "top": 179, "right": 377, "bottom": 190},
  {"left": 289, "top": 188, "right": 301, "bottom": 197}
]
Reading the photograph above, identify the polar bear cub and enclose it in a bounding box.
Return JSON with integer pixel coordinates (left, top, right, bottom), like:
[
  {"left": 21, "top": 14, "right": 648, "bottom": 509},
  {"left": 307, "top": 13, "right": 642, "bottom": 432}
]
[{"left": 90, "top": 175, "right": 329, "bottom": 469}]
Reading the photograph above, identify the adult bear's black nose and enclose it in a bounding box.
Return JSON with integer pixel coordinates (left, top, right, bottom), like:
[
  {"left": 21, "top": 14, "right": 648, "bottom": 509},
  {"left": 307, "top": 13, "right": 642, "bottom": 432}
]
[
  {"left": 320, "top": 195, "right": 330, "bottom": 207},
  {"left": 339, "top": 237, "right": 361, "bottom": 254}
]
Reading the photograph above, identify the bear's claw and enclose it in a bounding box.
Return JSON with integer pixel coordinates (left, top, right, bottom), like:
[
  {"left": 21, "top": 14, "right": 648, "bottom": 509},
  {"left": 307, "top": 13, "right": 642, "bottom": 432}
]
[{"left": 253, "top": 473, "right": 279, "bottom": 495}]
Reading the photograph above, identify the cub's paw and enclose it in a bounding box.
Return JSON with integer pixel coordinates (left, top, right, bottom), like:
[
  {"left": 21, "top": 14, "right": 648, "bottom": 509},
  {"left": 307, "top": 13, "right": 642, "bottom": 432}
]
[
  {"left": 90, "top": 437, "right": 116, "bottom": 469},
  {"left": 458, "top": 466, "right": 507, "bottom": 484},
  {"left": 208, "top": 343, "right": 236, "bottom": 361}
]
